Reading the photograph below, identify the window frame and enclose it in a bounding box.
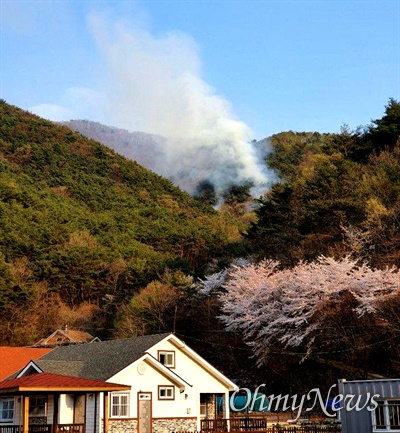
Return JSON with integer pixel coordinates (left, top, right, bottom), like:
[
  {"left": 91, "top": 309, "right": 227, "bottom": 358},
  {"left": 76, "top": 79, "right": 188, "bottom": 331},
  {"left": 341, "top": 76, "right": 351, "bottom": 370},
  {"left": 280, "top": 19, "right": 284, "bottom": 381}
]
[
  {"left": 373, "top": 399, "right": 400, "bottom": 432},
  {"left": 0, "top": 397, "right": 14, "bottom": 423},
  {"left": 29, "top": 396, "right": 47, "bottom": 418},
  {"left": 158, "top": 350, "right": 175, "bottom": 368},
  {"left": 158, "top": 386, "right": 175, "bottom": 401},
  {"left": 109, "top": 392, "right": 130, "bottom": 418}
]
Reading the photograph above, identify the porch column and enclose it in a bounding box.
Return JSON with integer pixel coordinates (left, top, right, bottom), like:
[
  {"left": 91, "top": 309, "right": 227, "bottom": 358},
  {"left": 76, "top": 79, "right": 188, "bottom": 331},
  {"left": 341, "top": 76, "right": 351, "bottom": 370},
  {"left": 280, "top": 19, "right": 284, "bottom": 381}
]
[
  {"left": 53, "top": 394, "right": 59, "bottom": 433},
  {"left": 224, "top": 392, "right": 230, "bottom": 432},
  {"left": 196, "top": 393, "right": 200, "bottom": 433},
  {"left": 103, "top": 392, "right": 109, "bottom": 433},
  {"left": 23, "top": 396, "right": 29, "bottom": 433}
]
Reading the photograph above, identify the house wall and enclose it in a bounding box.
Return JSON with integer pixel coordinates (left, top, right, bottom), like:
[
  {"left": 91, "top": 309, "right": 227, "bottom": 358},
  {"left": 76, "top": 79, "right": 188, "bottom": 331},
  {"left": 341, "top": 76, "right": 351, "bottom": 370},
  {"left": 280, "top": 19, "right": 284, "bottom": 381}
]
[
  {"left": 108, "top": 339, "right": 231, "bottom": 417},
  {"left": 148, "top": 339, "right": 232, "bottom": 396},
  {"left": 204, "top": 395, "right": 216, "bottom": 419},
  {"left": 109, "top": 360, "right": 192, "bottom": 419},
  {"left": 108, "top": 418, "right": 197, "bottom": 433},
  {"left": 339, "top": 378, "right": 400, "bottom": 433},
  {"left": 11, "top": 393, "right": 94, "bottom": 428},
  {"left": 149, "top": 338, "right": 232, "bottom": 428},
  {"left": 59, "top": 394, "right": 74, "bottom": 424},
  {"left": 105, "top": 337, "right": 233, "bottom": 433},
  {"left": 13, "top": 397, "right": 21, "bottom": 426},
  {"left": 10, "top": 394, "right": 55, "bottom": 425},
  {"left": 85, "top": 393, "right": 99, "bottom": 433},
  {"left": 152, "top": 418, "right": 197, "bottom": 433},
  {"left": 46, "top": 395, "right": 54, "bottom": 424},
  {"left": 108, "top": 418, "right": 137, "bottom": 433}
]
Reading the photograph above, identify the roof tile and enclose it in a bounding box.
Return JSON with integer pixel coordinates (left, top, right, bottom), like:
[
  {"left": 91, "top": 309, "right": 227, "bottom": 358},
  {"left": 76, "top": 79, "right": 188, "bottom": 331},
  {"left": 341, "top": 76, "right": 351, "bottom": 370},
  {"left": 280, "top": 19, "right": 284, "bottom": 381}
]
[
  {"left": 0, "top": 372, "right": 130, "bottom": 392},
  {"left": 39, "top": 333, "right": 170, "bottom": 380},
  {"left": 0, "top": 347, "right": 52, "bottom": 381}
]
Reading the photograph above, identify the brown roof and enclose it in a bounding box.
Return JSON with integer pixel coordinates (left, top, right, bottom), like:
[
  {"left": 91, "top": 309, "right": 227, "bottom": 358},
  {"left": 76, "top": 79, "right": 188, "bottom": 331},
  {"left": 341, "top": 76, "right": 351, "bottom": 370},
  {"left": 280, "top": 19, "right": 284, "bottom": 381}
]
[
  {"left": 34, "top": 329, "right": 95, "bottom": 347},
  {"left": 0, "top": 372, "right": 130, "bottom": 393},
  {"left": 62, "top": 330, "right": 94, "bottom": 342},
  {"left": 0, "top": 347, "right": 52, "bottom": 381}
]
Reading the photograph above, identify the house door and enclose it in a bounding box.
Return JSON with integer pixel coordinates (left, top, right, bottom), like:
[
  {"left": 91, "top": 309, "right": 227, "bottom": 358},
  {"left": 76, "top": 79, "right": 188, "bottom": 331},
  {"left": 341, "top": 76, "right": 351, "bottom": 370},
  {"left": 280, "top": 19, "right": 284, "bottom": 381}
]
[
  {"left": 74, "top": 394, "right": 86, "bottom": 424},
  {"left": 138, "top": 393, "right": 152, "bottom": 433}
]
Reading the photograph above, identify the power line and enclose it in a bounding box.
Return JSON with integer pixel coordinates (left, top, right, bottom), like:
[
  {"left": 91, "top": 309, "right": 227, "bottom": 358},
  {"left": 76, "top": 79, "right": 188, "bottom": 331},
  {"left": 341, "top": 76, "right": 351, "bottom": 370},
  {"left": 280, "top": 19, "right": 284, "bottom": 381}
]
[{"left": 175, "top": 331, "right": 400, "bottom": 357}]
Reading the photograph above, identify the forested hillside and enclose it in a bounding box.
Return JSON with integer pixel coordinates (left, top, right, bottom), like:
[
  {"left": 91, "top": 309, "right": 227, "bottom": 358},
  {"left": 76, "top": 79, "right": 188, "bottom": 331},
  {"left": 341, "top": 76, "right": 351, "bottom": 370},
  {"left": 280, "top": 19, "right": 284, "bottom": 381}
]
[
  {"left": 61, "top": 119, "right": 166, "bottom": 177},
  {"left": 1, "top": 98, "right": 400, "bottom": 394},
  {"left": 250, "top": 98, "right": 400, "bottom": 268},
  {"left": 0, "top": 101, "right": 243, "bottom": 345},
  {"left": 200, "top": 99, "right": 400, "bottom": 392}
]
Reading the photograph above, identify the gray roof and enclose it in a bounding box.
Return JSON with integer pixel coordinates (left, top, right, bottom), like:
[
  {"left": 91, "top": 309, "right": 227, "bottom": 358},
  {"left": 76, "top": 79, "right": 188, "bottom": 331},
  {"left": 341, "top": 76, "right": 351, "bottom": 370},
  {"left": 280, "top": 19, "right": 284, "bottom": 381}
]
[{"left": 38, "top": 333, "right": 170, "bottom": 380}]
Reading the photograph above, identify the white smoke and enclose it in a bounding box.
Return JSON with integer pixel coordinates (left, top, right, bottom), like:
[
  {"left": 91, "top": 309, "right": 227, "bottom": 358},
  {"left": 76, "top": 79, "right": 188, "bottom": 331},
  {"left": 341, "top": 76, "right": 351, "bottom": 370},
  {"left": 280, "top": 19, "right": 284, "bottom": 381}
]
[{"left": 88, "top": 13, "right": 271, "bottom": 198}]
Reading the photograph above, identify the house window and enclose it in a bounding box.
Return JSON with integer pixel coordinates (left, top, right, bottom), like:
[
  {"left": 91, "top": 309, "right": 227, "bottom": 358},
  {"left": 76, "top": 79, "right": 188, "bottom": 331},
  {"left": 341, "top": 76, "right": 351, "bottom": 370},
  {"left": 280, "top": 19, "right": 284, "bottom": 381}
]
[
  {"left": 373, "top": 400, "right": 400, "bottom": 431},
  {"left": 200, "top": 394, "right": 208, "bottom": 418},
  {"left": 200, "top": 402, "right": 206, "bottom": 418},
  {"left": 110, "top": 392, "right": 130, "bottom": 418},
  {"left": 0, "top": 398, "right": 14, "bottom": 422},
  {"left": 158, "top": 386, "right": 174, "bottom": 400},
  {"left": 29, "top": 396, "right": 47, "bottom": 417},
  {"left": 158, "top": 351, "right": 175, "bottom": 368}
]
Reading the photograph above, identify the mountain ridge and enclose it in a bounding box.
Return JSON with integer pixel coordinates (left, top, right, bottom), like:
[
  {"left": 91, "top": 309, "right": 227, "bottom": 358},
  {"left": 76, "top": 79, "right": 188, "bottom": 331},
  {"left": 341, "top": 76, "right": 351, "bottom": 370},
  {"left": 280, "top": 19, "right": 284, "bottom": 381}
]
[
  {"left": 61, "top": 119, "right": 166, "bottom": 173},
  {"left": 61, "top": 119, "right": 272, "bottom": 200},
  {"left": 0, "top": 100, "right": 242, "bottom": 345}
]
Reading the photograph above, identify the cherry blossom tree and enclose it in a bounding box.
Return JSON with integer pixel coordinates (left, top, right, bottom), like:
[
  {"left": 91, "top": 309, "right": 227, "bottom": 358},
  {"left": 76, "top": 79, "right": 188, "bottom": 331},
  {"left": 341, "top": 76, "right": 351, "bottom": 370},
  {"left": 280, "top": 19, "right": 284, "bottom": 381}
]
[
  {"left": 207, "top": 256, "right": 400, "bottom": 365},
  {"left": 199, "top": 257, "right": 250, "bottom": 296}
]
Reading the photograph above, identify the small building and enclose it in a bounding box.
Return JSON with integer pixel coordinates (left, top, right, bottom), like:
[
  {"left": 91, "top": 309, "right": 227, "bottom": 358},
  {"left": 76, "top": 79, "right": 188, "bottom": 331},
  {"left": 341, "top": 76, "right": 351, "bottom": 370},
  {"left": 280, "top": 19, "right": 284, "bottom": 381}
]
[
  {"left": 33, "top": 328, "right": 98, "bottom": 348},
  {"left": 339, "top": 378, "right": 400, "bottom": 433}
]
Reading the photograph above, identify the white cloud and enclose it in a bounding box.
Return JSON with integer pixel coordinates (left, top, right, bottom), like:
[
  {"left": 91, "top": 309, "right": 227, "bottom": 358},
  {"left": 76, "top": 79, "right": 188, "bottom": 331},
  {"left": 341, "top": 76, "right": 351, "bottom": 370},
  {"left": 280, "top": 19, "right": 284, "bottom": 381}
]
[
  {"left": 29, "top": 103, "right": 71, "bottom": 122},
  {"left": 30, "top": 87, "right": 105, "bottom": 122}
]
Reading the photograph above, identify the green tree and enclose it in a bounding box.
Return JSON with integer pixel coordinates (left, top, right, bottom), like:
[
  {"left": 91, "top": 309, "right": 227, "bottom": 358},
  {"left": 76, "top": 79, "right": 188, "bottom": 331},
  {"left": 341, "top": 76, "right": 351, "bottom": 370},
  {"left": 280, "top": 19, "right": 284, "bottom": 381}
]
[{"left": 115, "top": 270, "right": 194, "bottom": 337}]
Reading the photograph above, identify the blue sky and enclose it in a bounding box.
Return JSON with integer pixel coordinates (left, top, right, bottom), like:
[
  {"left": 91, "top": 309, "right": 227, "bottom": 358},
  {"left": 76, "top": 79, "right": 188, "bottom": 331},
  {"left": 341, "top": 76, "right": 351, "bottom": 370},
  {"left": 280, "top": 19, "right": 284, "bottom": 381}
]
[{"left": 1, "top": 0, "right": 399, "bottom": 140}]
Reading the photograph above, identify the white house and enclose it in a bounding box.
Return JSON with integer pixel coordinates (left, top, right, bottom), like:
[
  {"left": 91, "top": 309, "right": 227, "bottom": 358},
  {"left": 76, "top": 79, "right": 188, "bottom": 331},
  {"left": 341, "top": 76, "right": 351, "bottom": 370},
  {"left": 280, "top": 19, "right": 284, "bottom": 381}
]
[{"left": 0, "top": 333, "right": 238, "bottom": 433}]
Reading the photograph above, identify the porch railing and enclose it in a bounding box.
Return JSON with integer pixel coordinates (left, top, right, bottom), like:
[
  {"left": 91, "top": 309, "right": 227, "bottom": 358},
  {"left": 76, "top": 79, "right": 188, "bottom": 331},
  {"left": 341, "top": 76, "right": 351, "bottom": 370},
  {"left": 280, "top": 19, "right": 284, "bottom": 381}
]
[
  {"left": 0, "top": 425, "right": 84, "bottom": 433},
  {"left": 57, "top": 425, "right": 85, "bottom": 433},
  {"left": 230, "top": 418, "right": 268, "bottom": 430},
  {"left": 30, "top": 426, "right": 52, "bottom": 433},
  {"left": 201, "top": 419, "right": 228, "bottom": 431},
  {"left": 0, "top": 427, "right": 52, "bottom": 433},
  {"left": 199, "top": 419, "right": 341, "bottom": 433},
  {"left": 0, "top": 427, "right": 23, "bottom": 433}
]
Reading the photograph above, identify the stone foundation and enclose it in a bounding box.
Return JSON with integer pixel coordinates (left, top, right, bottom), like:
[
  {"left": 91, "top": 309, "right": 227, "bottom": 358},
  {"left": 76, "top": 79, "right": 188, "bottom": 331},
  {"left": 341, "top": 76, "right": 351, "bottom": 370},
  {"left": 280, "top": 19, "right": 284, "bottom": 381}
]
[
  {"left": 107, "top": 418, "right": 196, "bottom": 433},
  {"left": 205, "top": 396, "right": 216, "bottom": 420},
  {"left": 108, "top": 419, "right": 138, "bottom": 433},
  {"left": 153, "top": 418, "right": 197, "bottom": 433}
]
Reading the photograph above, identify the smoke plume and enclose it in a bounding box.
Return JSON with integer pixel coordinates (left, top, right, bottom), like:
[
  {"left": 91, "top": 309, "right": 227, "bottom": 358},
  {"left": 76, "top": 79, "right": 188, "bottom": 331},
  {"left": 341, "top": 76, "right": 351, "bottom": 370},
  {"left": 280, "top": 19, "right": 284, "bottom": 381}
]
[{"left": 88, "top": 14, "right": 272, "bottom": 198}]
